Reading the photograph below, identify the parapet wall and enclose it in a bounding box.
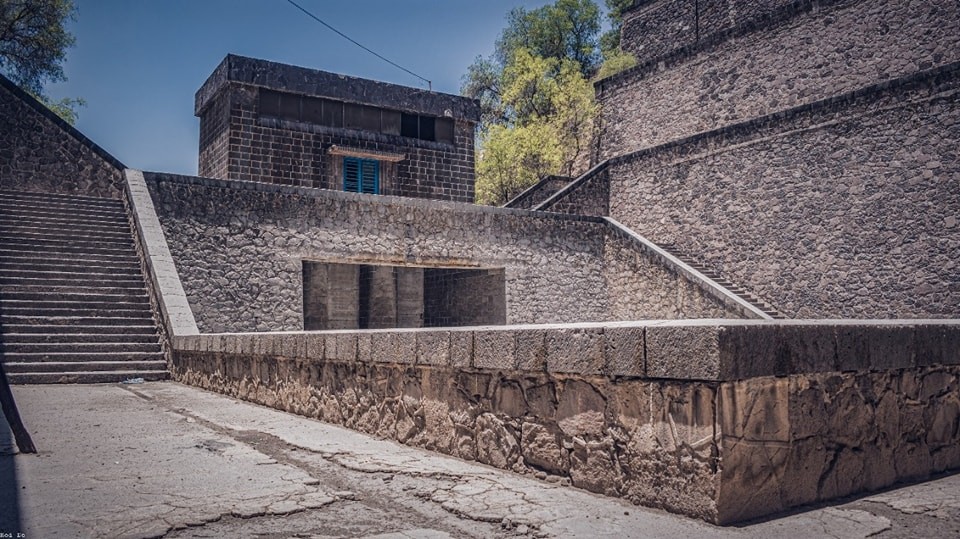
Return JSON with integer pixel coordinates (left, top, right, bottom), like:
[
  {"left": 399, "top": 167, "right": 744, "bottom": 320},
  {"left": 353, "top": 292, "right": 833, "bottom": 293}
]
[
  {"left": 603, "top": 63, "right": 960, "bottom": 318},
  {"left": 145, "top": 173, "right": 742, "bottom": 333},
  {"left": 597, "top": 0, "right": 960, "bottom": 159},
  {"left": 169, "top": 319, "right": 960, "bottom": 524},
  {"left": 0, "top": 74, "right": 123, "bottom": 198}
]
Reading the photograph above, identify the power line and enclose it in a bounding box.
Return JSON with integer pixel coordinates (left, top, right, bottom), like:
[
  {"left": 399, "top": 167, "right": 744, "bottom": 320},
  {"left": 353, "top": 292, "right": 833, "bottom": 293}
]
[{"left": 284, "top": 0, "right": 433, "bottom": 91}]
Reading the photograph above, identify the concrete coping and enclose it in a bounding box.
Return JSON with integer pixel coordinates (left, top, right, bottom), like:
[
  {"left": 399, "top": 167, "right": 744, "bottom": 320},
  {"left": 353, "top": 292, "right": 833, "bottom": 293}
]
[
  {"left": 124, "top": 169, "right": 199, "bottom": 336},
  {"left": 171, "top": 319, "right": 960, "bottom": 382}
]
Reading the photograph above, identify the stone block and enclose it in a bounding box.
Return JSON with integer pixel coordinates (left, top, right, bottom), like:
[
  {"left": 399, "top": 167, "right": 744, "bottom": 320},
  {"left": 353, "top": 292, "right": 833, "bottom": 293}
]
[
  {"left": 515, "top": 329, "right": 546, "bottom": 371},
  {"left": 474, "top": 330, "right": 517, "bottom": 370},
  {"left": 836, "top": 324, "right": 915, "bottom": 372},
  {"left": 329, "top": 334, "right": 357, "bottom": 362},
  {"left": 646, "top": 325, "right": 720, "bottom": 380},
  {"left": 603, "top": 326, "right": 644, "bottom": 377},
  {"left": 775, "top": 325, "right": 836, "bottom": 374},
  {"left": 546, "top": 328, "right": 605, "bottom": 374},
  {"left": 305, "top": 333, "right": 325, "bottom": 359},
  {"left": 393, "top": 332, "right": 417, "bottom": 364},
  {"left": 356, "top": 333, "right": 372, "bottom": 363},
  {"left": 416, "top": 331, "right": 450, "bottom": 366},
  {"left": 370, "top": 332, "right": 395, "bottom": 363},
  {"left": 449, "top": 330, "right": 473, "bottom": 368},
  {"left": 718, "top": 377, "right": 790, "bottom": 443}
]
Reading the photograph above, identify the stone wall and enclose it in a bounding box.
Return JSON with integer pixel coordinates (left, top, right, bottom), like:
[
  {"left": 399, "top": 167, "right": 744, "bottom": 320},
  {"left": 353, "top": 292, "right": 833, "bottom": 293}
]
[
  {"left": 169, "top": 319, "right": 960, "bottom": 524},
  {"left": 196, "top": 55, "right": 478, "bottom": 203},
  {"left": 603, "top": 64, "right": 960, "bottom": 318},
  {"left": 535, "top": 164, "right": 608, "bottom": 215},
  {"left": 145, "top": 173, "right": 742, "bottom": 333},
  {"left": 0, "top": 74, "right": 123, "bottom": 198},
  {"left": 620, "top": 0, "right": 797, "bottom": 64},
  {"left": 597, "top": 0, "right": 960, "bottom": 159},
  {"left": 503, "top": 176, "right": 572, "bottom": 210}
]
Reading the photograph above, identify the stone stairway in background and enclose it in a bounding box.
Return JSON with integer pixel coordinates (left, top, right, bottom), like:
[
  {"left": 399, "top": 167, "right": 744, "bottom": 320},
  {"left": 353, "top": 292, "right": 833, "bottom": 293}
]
[
  {"left": 0, "top": 190, "right": 168, "bottom": 383},
  {"left": 657, "top": 241, "right": 788, "bottom": 319}
]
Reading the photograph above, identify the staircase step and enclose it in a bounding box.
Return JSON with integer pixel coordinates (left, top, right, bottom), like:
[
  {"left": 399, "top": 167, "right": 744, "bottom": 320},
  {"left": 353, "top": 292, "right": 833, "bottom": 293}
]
[
  {"left": 0, "top": 306, "right": 153, "bottom": 318},
  {"left": 6, "top": 370, "right": 169, "bottom": 385},
  {"left": 0, "top": 190, "right": 123, "bottom": 207},
  {"left": 2, "top": 325, "right": 158, "bottom": 336},
  {"left": 0, "top": 260, "right": 142, "bottom": 274},
  {"left": 2, "top": 313, "right": 154, "bottom": 325},
  {"left": 0, "top": 246, "right": 139, "bottom": 262},
  {"left": 0, "top": 268, "right": 143, "bottom": 282},
  {"left": 0, "top": 216, "right": 131, "bottom": 233},
  {"left": 0, "top": 231, "right": 134, "bottom": 246},
  {"left": 2, "top": 360, "right": 168, "bottom": 374},
  {"left": 3, "top": 342, "right": 162, "bottom": 354},
  {"left": 0, "top": 285, "right": 148, "bottom": 297},
  {"left": 2, "top": 333, "right": 159, "bottom": 344},
  {"left": 0, "top": 206, "right": 127, "bottom": 224},
  {"left": 0, "top": 289, "right": 149, "bottom": 303},
  {"left": 0, "top": 297, "right": 150, "bottom": 309},
  {"left": 0, "top": 194, "right": 124, "bottom": 211},
  {"left": 2, "top": 351, "right": 165, "bottom": 363}
]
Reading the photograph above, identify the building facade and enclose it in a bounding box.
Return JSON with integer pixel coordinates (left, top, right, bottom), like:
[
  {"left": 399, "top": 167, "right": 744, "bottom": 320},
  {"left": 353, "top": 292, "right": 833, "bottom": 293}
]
[{"left": 195, "top": 54, "right": 480, "bottom": 203}]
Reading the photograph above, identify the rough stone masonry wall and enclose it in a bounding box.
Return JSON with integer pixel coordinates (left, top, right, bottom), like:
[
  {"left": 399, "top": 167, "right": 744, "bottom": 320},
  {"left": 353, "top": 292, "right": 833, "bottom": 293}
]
[
  {"left": 0, "top": 75, "right": 123, "bottom": 198},
  {"left": 607, "top": 64, "right": 960, "bottom": 318},
  {"left": 597, "top": 0, "right": 960, "bottom": 159},
  {"left": 146, "top": 174, "right": 742, "bottom": 333},
  {"left": 168, "top": 320, "right": 960, "bottom": 524},
  {"left": 620, "top": 0, "right": 797, "bottom": 64}
]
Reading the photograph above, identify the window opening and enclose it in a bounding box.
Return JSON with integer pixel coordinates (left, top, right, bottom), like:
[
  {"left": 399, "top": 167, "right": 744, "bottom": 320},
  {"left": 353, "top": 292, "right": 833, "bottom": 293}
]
[{"left": 343, "top": 157, "right": 379, "bottom": 194}]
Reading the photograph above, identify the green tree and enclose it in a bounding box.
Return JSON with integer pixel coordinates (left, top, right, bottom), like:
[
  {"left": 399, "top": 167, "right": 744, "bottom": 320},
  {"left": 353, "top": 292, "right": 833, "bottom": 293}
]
[
  {"left": 0, "top": 0, "right": 83, "bottom": 123},
  {"left": 464, "top": 0, "right": 635, "bottom": 205}
]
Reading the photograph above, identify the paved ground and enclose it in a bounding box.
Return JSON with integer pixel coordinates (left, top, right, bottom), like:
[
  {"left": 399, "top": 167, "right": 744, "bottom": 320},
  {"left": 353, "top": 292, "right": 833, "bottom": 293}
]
[{"left": 1, "top": 382, "right": 959, "bottom": 538}]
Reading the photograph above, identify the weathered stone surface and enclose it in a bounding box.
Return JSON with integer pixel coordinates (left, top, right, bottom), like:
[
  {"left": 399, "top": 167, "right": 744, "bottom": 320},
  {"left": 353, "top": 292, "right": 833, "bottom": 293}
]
[
  {"left": 415, "top": 331, "right": 449, "bottom": 366},
  {"left": 545, "top": 328, "right": 605, "bottom": 374},
  {"left": 473, "top": 330, "right": 517, "bottom": 370},
  {"left": 646, "top": 325, "right": 721, "bottom": 380},
  {"left": 0, "top": 77, "right": 123, "bottom": 198},
  {"left": 600, "top": 64, "right": 960, "bottom": 319},
  {"left": 603, "top": 326, "right": 644, "bottom": 376}
]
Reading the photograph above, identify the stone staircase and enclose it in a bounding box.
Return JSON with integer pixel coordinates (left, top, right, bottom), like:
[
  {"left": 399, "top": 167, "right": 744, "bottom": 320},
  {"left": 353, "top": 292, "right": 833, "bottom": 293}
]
[
  {"left": 0, "top": 190, "right": 168, "bottom": 383},
  {"left": 657, "top": 241, "right": 787, "bottom": 319}
]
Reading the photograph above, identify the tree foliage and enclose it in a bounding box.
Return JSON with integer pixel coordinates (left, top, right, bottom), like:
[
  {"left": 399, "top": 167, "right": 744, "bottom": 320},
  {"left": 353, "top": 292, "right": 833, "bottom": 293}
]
[
  {"left": 464, "top": 0, "right": 635, "bottom": 205},
  {"left": 0, "top": 0, "right": 82, "bottom": 123}
]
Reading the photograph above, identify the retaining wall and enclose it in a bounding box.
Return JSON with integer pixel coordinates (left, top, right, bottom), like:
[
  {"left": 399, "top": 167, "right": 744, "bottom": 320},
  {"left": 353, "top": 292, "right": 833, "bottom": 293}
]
[
  {"left": 597, "top": 0, "right": 960, "bottom": 159},
  {"left": 0, "top": 75, "right": 123, "bottom": 198},
  {"left": 602, "top": 64, "right": 960, "bottom": 318},
  {"left": 168, "top": 319, "right": 960, "bottom": 524},
  {"left": 144, "top": 173, "right": 742, "bottom": 333}
]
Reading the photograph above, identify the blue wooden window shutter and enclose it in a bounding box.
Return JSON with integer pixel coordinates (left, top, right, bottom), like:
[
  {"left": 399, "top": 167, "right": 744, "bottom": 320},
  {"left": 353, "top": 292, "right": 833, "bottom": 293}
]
[{"left": 343, "top": 157, "right": 379, "bottom": 194}]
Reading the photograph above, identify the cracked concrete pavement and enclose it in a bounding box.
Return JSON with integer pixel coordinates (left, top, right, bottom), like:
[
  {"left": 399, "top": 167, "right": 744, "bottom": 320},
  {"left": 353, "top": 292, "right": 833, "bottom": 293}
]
[{"left": 1, "top": 382, "right": 959, "bottom": 538}]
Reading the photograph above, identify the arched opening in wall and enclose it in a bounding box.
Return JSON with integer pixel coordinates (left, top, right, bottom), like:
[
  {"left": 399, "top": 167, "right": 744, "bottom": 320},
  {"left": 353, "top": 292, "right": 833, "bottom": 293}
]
[{"left": 302, "top": 261, "right": 506, "bottom": 330}]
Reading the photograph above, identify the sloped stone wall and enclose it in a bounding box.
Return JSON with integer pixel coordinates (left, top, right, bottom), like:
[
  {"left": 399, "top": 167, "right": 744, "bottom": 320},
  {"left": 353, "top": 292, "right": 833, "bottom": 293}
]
[
  {"left": 605, "top": 64, "right": 960, "bottom": 318},
  {"left": 0, "top": 76, "right": 123, "bottom": 198},
  {"left": 598, "top": 0, "right": 960, "bottom": 159}
]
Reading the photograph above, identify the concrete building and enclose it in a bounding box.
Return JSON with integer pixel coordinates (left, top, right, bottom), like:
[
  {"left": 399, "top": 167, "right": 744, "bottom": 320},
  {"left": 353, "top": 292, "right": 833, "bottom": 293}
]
[{"left": 1, "top": 0, "right": 959, "bottom": 526}]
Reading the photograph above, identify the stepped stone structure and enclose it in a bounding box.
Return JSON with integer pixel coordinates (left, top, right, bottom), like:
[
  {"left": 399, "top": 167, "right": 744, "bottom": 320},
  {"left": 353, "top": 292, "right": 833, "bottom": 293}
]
[{"left": 1, "top": 0, "right": 958, "bottom": 527}]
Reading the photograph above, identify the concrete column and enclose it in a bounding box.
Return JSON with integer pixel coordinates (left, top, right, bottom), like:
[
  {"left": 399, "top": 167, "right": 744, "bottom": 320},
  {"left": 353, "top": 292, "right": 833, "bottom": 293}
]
[
  {"left": 396, "top": 267, "right": 425, "bottom": 328},
  {"left": 366, "top": 265, "right": 397, "bottom": 329}
]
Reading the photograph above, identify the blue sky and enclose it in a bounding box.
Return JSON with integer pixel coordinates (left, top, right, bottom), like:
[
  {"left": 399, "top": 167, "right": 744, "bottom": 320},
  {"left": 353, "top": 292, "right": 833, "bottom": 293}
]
[{"left": 45, "top": 0, "right": 574, "bottom": 175}]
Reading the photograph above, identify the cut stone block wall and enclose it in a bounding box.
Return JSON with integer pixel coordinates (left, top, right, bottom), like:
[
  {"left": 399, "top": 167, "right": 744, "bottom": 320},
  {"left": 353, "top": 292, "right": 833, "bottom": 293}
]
[
  {"left": 145, "top": 174, "right": 743, "bottom": 333},
  {"left": 598, "top": 0, "right": 960, "bottom": 159},
  {"left": 603, "top": 64, "right": 960, "bottom": 318},
  {"left": 0, "top": 75, "right": 123, "bottom": 198},
  {"left": 169, "top": 320, "right": 960, "bottom": 524},
  {"left": 196, "top": 55, "right": 478, "bottom": 203}
]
